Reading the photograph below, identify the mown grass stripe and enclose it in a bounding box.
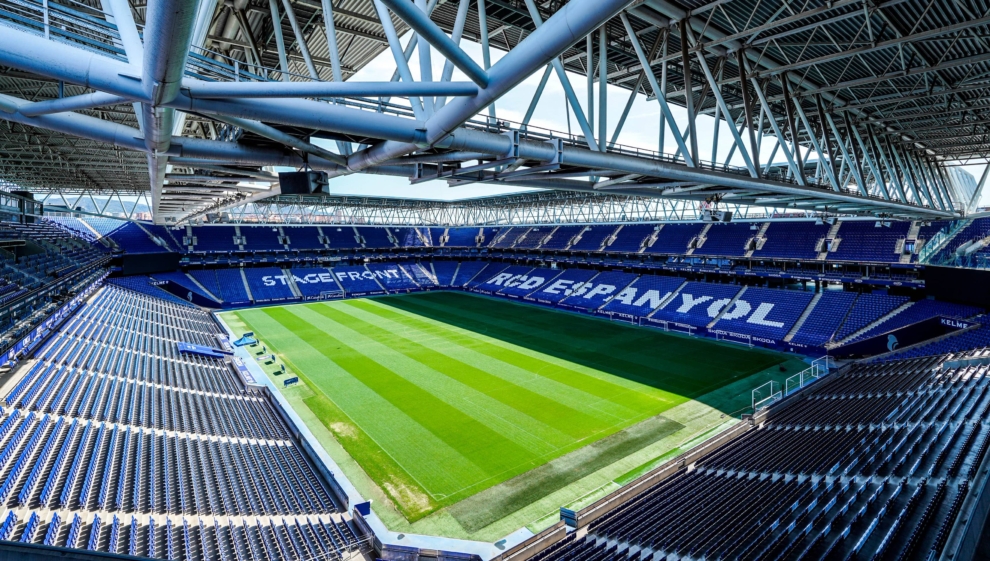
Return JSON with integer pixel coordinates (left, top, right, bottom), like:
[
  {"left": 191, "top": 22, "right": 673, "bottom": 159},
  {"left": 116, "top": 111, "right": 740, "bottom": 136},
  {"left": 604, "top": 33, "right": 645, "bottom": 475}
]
[
  {"left": 290, "top": 305, "right": 569, "bottom": 455},
  {"left": 369, "top": 296, "right": 681, "bottom": 412},
  {"left": 348, "top": 299, "right": 653, "bottom": 421},
  {"left": 381, "top": 292, "right": 783, "bottom": 398},
  {"left": 321, "top": 301, "right": 613, "bottom": 440},
  {"left": 263, "top": 306, "right": 535, "bottom": 478},
  {"left": 237, "top": 308, "right": 480, "bottom": 496}
]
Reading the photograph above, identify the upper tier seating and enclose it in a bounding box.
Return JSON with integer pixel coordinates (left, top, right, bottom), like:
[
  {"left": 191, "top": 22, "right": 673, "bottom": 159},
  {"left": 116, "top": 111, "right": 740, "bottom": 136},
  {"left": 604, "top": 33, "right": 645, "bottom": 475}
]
[
  {"left": 568, "top": 225, "right": 618, "bottom": 251},
  {"left": 829, "top": 220, "right": 911, "bottom": 263},
  {"left": 282, "top": 225, "right": 326, "bottom": 250},
  {"left": 391, "top": 227, "right": 425, "bottom": 247},
  {"left": 515, "top": 226, "right": 552, "bottom": 249},
  {"left": 643, "top": 223, "right": 704, "bottom": 255},
  {"left": 601, "top": 274, "right": 684, "bottom": 318},
  {"left": 651, "top": 282, "right": 742, "bottom": 327},
  {"left": 605, "top": 225, "right": 655, "bottom": 253},
  {"left": 692, "top": 223, "right": 757, "bottom": 257},
  {"left": 357, "top": 226, "right": 394, "bottom": 249},
  {"left": 754, "top": 221, "right": 829, "bottom": 259},
  {"left": 445, "top": 227, "right": 479, "bottom": 247},
  {"left": 190, "top": 226, "right": 238, "bottom": 253},
  {"left": 539, "top": 225, "right": 584, "bottom": 250},
  {"left": 324, "top": 226, "right": 360, "bottom": 250},
  {"left": 240, "top": 226, "right": 284, "bottom": 251}
]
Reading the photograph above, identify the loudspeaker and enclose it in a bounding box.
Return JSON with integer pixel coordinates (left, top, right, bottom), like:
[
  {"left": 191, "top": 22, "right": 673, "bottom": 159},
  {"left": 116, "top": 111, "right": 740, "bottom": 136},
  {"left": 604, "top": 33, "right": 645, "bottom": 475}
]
[{"left": 279, "top": 171, "right": 328, "bottom": 194}]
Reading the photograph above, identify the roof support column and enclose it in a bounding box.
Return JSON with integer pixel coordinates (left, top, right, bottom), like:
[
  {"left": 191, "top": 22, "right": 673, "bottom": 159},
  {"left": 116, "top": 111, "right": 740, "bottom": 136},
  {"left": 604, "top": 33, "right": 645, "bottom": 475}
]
[
  {"left": 736, "top": 50, "right": 760, "bottom": 177},
  {"left": 679, "top": 19, "right": 698, "bottom": 165}
]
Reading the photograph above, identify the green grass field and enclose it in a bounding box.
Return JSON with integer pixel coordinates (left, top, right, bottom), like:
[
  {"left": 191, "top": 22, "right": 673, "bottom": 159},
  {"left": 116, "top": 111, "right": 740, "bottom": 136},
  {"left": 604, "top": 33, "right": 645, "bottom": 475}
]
[{"left": 222, "top": 291, "right": 793, "bottom": 530}]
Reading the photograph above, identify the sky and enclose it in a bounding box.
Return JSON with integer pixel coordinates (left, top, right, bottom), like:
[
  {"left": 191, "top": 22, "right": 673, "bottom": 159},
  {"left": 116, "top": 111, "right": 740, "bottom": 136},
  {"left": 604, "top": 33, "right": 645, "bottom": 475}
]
[{"left": 309, "top": 32, "right": 990, "bottom": 208}]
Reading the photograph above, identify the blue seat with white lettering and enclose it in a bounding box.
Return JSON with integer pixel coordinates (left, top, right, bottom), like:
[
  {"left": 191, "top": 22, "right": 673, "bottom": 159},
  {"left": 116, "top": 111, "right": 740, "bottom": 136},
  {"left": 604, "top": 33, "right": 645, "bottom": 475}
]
[
  {"left": 712, "top": 287, "right": 815, "bottom": 342},
  {"left": 465, "top": 262, "right": 510, "bottom": 288},
  {"left": 601, "top": 274, "right": 684, "bottom": 318},
  {"left": 652, "top": 282, "right": 742, "bottom": 327},
  {"left": 501, "top": 267, "right": 563, "bottom": 297},
  {"left": 329, "top": 265, "right": 386, "bottom": 295},
  {"left": 560, "top": 271, "right": 638, "bottom": 310},
  {"left": 476, "top": 266, "right": 533, "bottom": 293},
  {"left": 242, "top": 267, "right": 297, "bottom": 302},
  {"left": 526, "top": 268, "right": 599, "bottom": 304},
  {"left": 365, "top": 263, "right": 419, "bottom": 291},
  {"left": 287, "top": 267, "right": 340, "bottom": 298}
]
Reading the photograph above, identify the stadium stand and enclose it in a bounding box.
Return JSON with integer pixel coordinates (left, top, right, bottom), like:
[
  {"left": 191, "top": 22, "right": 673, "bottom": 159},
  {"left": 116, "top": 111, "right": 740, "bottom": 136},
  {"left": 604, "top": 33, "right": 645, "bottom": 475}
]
[
  {"left": 282, "top": 225, "right": 326, "bottom": 250},
  {"left": 600, "top": 274, "right": 684, "bottom": 318},
  {"left": 0, "top": 285, "right": 362, "bottom": 560},
  {"left": 712, "top": 287, "right": 815, "bottom": 341},
  {"left": 498, "top": 266, "right": 562, "bottom": 297},
  {"left": 465, "top": 262, "right": 509, "bottom": 288},
  {"left": 242, "top": 267, "right": 297, "bottom": 302},
  {"left": 431, "top": 261, "right": 459, "bottom": 287},
  {"left": 401, "top": 262, "right": 436, "bottom": 286},
  {"left": 325, "top": 226, "right": 360, "bottom": 249},
  {"left": 450, "top": 260, "right": 488, "bottom": 286},
  {"left": 287, "top": 267, "right": 341, "bottom": 298},
  {"left": 651, "top": 281, "right": 742, "bottom": 327},
  {"left": 357, "top": 226, "right": 394, "bottom": 249},
  {"left": 6, "top": 215, "right": 990, "bottom": 561},
  {"left": 525, "top": 268, "right": 599, "bottom": 304},
  {"left": 844, "top": 299, "right": 981, "bottom": 344},
  {"left": 829, "top": 220, "right": 911, "bottom": 263},
  {"left": 568, "top": 225, "right": 617, "bottom": 251},
  {"left": 833, "top": 293, "right": 911, "bottom": 341},
  {"left": 754, "top": 220, "right": 830, "bottom": 259},
  {"left": 190, "top": 226, "right": 239, "bottom": 253},
  {"left": 692, "top": 222, "right": 757, "bottom": 257},
  {"left": 559, "top": 271, "right": 637, "bottom": 310},
  {"left": 536, "top": 351, "right": 990, "bottom": 561},
  {"left": 365, "top": 262, "right": 419, "bottom": 291},
  {"left": 444, "top": 227, "right": 479, "bottom": 247},
  {"left": 240, "top": 225, "right": 285, "bottom": 251},
  {"left": 644, "top": 223, "right": 704, "bottom": 255},
  {"left": 213, "top": 268, "right": 252, "bottom": 305},
  {"left": 149, "top": 272, "right": 220, "bottom": 304},
  {"left": 789, "top": 291, "right": 858, "bottom": 347},
  {"left": 329, "top": 265, "right": 386, "bottom": 295},
  {"left": 539, "top": 225, "right": 584, "bottom": 250},
  {"left": 604, "top": 224, "right": 654, "bottom": 253}
]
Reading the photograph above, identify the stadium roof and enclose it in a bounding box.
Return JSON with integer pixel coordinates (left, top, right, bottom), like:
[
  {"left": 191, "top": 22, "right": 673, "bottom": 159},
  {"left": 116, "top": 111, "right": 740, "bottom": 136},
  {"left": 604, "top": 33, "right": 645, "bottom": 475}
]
[{"left": 0, "top": 0, "right": 988, "bottom": 223}]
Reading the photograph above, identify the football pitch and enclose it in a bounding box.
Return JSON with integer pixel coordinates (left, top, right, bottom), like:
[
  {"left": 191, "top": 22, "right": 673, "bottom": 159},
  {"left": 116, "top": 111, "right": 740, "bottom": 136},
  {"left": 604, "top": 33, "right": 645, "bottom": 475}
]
[{"left": 221, "top": 291, "right": 794, "bottom": 532}]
